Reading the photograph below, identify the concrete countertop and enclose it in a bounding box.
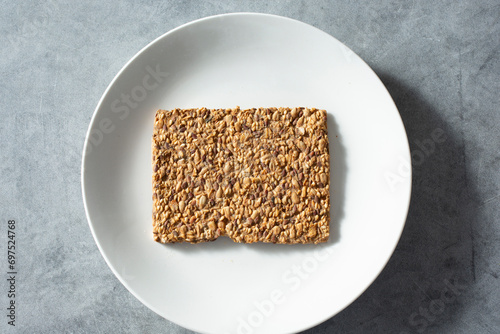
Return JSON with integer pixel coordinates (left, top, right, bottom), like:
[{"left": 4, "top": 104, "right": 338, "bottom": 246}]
[{"left": 1, "top": 1, "right": 499, "bottom": 333}]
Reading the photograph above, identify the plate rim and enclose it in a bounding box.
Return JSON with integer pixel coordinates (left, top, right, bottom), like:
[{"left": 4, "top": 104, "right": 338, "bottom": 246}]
[{"left": 81, "top": 12, "right": 412, "bottom": 334}]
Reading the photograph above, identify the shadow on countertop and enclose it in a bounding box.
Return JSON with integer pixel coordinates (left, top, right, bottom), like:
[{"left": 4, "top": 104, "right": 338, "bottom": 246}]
[{"left": 304, "top": 73, "right": 480, "bottom": 334}]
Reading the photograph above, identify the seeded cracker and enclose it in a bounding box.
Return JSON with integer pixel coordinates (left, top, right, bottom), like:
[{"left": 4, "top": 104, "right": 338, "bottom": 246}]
[{"left": 152, "top": 107, "right": 330, "bottom": 244}]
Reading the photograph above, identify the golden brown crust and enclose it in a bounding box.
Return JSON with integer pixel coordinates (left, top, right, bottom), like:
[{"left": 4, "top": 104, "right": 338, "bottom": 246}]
[{"left": 152, "top": 107, "right": 330, "bottom": 244}]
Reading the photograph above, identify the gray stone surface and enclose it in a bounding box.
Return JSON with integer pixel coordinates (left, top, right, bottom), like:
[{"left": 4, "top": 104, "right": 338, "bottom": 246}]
[{"left": 0, "top": 1, "right": 499, "bottom": 333}]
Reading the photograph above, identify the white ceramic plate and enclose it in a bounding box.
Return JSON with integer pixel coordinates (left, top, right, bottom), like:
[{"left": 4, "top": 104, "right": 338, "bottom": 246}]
[{"left": 82, "top": 13, "right": 411, "bottom": 334}]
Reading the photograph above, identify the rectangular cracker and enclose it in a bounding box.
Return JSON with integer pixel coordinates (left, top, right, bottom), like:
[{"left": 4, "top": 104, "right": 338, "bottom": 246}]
[{"left": 152, "top": 107, "right": 330, "bottom": 244}]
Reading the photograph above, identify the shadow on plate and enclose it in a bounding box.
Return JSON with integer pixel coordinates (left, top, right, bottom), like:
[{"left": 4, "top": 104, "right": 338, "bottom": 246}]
[{"left": 161, "top": 113, "right": 347, "bottom": 255}]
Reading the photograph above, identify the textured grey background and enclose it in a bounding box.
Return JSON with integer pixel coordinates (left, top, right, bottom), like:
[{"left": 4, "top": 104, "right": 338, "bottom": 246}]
[{"left": 1, "top": 1, "right": 499, "bottom": 333}]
